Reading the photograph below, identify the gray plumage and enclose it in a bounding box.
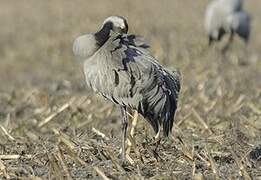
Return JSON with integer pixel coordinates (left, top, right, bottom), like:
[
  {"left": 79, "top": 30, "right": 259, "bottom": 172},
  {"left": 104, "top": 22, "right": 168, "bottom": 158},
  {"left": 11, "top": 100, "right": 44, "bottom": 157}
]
[
  {"left": 228, "top": 11, "right": 251, "bottom": 41},
  {"left": 73, "top": 16, "right": 180, "bottom": 138},
  {"left": 204, "top": 0, "right": 251, "bottom": 45}
]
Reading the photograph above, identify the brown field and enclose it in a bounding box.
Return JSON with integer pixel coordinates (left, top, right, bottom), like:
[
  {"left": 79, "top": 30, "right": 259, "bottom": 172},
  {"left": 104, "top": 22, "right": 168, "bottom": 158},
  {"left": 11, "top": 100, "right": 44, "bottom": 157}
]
[{"left": 0, "top": 0, "right": 260, "bottom": 179}]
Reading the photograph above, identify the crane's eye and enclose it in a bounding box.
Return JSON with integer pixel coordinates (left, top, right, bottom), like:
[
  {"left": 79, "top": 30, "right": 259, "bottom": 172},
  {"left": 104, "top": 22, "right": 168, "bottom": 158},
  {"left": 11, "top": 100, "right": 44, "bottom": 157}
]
[{"left": 114, "top": 26, "right": 127, "bottom": 34}]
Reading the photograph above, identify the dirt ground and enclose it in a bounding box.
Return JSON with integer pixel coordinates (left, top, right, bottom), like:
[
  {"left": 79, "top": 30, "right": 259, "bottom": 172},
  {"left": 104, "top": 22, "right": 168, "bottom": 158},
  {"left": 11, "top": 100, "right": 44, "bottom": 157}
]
[{"left": 0, "top": 0, "right": 260, "bottom": 179}]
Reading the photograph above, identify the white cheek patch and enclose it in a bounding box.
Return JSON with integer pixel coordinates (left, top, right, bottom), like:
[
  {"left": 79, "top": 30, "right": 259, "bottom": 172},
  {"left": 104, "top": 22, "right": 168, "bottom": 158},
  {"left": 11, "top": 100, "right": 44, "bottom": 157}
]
[
  {"left": 120, "top": 23, "right": 125, "bottom": 29},
  {"left": 113, "top": 19, "right": 125, "bottom": 29}
]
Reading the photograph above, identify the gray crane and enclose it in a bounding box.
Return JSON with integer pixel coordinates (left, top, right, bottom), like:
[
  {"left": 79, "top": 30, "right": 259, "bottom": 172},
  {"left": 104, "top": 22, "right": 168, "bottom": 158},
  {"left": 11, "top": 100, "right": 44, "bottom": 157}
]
[
  {"left": 73, "top": 16, "right": 181, "bottom": 161},
  {"left": 204, "top": 0, "right": 251, "bottom": 48}
]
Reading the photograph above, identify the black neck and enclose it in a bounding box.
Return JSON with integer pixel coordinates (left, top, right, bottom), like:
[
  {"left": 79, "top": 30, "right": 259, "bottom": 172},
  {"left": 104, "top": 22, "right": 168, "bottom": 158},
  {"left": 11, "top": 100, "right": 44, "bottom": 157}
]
[{"left": 94, "top": 22, "right": 113, "bottom": 47}]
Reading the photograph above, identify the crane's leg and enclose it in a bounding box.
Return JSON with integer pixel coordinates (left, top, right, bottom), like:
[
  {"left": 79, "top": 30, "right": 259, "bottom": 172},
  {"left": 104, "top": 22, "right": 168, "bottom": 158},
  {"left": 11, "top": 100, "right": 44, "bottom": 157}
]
[
  {"left": 208, "top": 36, "right": 214, "bottom": 46},
  {"left": 120, "top": 106, "right": 128, "bottom": 162},
  {"left": 222, "top": 31, "right": 234, "bottom": 54}
]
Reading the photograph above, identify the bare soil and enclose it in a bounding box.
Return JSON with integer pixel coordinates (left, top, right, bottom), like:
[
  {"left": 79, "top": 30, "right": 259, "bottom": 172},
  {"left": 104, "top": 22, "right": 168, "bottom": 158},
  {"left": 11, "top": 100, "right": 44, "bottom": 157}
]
[{"left": 0, "top": 0, "right": 260, "bottom": 179}]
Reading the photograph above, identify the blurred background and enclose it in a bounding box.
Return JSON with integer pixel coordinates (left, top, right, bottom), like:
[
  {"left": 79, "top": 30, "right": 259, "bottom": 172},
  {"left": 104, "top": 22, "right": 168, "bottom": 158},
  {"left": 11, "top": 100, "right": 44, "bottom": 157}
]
[
  {"left": 0, "top": 0, "right": 260, "bottom": 179},
  {"left": 0, "top": 0, "right": 260, "bottom": 91}
]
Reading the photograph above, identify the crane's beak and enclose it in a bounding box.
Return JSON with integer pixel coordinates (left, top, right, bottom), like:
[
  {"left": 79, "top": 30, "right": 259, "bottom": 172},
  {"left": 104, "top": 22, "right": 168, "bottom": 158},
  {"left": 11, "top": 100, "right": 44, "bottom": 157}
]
[
  {"left": 120, "top": 23, "right": 128, "bottom": 34},
  {"left": 121, "top": 28, "right": 128, "bottom": 34}
]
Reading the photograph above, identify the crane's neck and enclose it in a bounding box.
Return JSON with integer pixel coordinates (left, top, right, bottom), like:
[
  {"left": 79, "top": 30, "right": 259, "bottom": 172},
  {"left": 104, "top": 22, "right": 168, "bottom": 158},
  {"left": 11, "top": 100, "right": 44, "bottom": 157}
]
[{"left": 94, "top": 22, "right": 113, "bottom": 47}]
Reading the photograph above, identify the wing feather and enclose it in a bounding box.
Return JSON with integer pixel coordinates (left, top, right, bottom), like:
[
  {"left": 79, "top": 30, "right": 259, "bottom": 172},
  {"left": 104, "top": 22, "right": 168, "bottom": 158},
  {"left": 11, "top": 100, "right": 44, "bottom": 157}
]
[{"left": 84, "top": 32, "right": 180, "bottom": 136}]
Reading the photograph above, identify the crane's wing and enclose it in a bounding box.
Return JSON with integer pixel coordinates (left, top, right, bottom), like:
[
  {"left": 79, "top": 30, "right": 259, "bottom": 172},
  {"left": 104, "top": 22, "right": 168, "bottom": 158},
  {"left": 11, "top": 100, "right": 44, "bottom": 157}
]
[
  {"left": 122, "top": 34, "right": 150, "bottom": 49},
  {"left": 229, "top": 11, "right": 251, "bottom": 41},
  {"left": 96, "top": 32, "right": 180, "bottom": 135}
]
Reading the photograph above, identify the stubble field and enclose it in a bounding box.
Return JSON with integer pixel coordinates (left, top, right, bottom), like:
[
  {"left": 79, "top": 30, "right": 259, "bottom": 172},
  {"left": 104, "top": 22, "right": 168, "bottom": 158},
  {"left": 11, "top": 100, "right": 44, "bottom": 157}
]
[{"left": 0, "top": 0, "right": 260, "bottom": 179}]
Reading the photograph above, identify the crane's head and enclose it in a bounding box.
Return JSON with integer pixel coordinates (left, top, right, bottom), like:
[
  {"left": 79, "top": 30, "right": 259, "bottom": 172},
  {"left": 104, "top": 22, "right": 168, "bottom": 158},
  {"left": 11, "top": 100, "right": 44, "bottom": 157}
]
[{"left": 102, "top": 16, "right": 128, "bottom": 34}]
